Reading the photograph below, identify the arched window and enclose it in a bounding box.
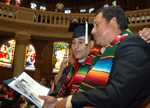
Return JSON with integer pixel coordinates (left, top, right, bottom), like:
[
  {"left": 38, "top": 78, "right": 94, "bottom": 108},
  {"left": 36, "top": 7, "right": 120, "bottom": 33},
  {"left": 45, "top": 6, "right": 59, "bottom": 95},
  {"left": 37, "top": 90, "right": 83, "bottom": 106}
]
[
  {"left": 15, "top": 0, "right": 21, "bottom": 7},
  {"left": 0, "top": 40, "right": 15, "bottom": 68},
  {"left": 31, "top": 2, "right": 37, "bottom": 10},
  {"left": 40, "top": 6, "right": 46, "bottom": 11},
  {"left": 65, "top": 10, "right": 71, "bottom": 14},
  {"left": 104, "top": 3, "right": 109, "bottom": 7},
  {"left": 89, "top": 8, "right": 94, "bottom": 14},
  {"left": 112, "top": 0, "right": 117, "bottom": 6},
  {"left": 52, "top": 42, "right": 69, "bottom": 73},
  {"left": 6, "top": 0, "right": 10, "bottom": 5},
  {"left": 80, "top": 9, "right": 86, "bottom": 13},
  {"left": 24, "top": 44, "right": 36, "bottom": 71}
]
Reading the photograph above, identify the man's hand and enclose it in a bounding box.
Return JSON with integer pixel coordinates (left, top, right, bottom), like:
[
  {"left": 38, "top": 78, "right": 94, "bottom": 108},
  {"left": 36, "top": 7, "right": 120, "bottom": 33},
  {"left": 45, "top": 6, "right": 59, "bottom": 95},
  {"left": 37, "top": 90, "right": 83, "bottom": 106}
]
[
  {"left": 139, "top": 28, "right": 150, "bottom": 43},
  {"left": 39, "top": 95, "right": 58, "bottom": 108},
  {"left": 55, "top": 97, "right": 68, "bottom": 108},
  {"left": 54, "top": 58, "right": 70, "bottom": 84},
  {"left": 60, "top": 58, "right": 70, "bottom": 70}
]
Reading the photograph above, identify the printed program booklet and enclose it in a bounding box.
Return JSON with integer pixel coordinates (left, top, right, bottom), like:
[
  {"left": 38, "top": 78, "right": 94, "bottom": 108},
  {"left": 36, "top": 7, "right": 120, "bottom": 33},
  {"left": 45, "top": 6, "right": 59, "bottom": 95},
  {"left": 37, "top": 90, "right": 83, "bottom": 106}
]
[{"left": 3, "top": 72, "right": 51, "bottom": 108}]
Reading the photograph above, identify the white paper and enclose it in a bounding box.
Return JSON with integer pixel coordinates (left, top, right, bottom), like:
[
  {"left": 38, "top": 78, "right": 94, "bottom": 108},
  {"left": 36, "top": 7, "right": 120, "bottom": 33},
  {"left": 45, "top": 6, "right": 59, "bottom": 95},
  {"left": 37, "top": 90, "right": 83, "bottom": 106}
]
[{"left": 8, "top": 72, "right": 50, "bottom": 108}]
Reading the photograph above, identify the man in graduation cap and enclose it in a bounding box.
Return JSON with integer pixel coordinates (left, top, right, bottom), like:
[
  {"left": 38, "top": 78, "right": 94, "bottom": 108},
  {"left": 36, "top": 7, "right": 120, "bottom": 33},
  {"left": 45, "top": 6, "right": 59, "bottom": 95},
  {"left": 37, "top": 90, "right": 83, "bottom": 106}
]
[
  {"left": 31, "top": 22, "right": 101, "bottom": 108},
  {"left": 48, "top": 22, "right": 100, "bottom": 99},
  {"left": 39, "top": 6, "right": 150, "bottom": 108}
]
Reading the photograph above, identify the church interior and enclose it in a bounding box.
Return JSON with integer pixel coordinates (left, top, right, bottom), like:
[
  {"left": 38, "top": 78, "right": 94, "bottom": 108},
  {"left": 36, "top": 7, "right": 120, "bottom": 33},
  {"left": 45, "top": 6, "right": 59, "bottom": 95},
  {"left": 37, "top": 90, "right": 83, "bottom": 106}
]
[
  {"left": 0, "top": 0, "right": 150, "bottom": 107},
  {"left": 0, "top": 0, "right": 150, "bottom": 91}
]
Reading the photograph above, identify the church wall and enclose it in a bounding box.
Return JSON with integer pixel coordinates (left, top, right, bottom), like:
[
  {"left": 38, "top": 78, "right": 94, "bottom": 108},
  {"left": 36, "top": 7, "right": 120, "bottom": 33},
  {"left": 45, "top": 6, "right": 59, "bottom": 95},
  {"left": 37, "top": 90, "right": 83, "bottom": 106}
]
[{"left": 0, "top": 2, "right": 150, "bottom": 83}]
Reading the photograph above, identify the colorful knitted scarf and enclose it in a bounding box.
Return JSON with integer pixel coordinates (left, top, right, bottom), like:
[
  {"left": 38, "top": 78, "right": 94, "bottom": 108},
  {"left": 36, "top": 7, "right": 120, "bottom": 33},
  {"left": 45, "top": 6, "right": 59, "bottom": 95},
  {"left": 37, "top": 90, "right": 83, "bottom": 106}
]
[
  {"left": 79, "top": 30, "right": 132, "bottom": 92},
  {"left": 56, "top": 47, "right": 100, "bottom": 98}
]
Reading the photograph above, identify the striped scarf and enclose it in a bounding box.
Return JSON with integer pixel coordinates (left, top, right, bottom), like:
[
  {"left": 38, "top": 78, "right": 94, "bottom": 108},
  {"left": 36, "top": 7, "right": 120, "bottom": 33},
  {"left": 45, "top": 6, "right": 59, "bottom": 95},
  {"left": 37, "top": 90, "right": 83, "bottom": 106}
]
[
  {"left": 56, "top": 47, "right": 100, "bottom": 98},
  {"left": 79, "top": 30, "right": 132, "bottom": 92}
]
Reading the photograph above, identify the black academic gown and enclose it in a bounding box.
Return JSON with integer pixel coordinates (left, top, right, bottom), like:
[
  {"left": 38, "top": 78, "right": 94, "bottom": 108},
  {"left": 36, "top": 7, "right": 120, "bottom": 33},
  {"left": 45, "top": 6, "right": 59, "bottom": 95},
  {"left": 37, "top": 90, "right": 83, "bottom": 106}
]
[
  {"left": 50, "top": 64, "right": 73, "bottom": 97},
  {"left": 71, "top": 35, "right": 150, "bottom": 108}
]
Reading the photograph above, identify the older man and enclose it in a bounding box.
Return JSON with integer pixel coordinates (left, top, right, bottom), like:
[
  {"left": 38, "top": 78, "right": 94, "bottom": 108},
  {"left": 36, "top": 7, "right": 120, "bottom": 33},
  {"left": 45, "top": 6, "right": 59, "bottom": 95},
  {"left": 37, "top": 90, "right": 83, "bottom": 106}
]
[
  {"left": 39, "top": 6, "right": 150, "bottom": 108},
  {"left": 71, "top": 6, "right": 150, "bottom": 108}
]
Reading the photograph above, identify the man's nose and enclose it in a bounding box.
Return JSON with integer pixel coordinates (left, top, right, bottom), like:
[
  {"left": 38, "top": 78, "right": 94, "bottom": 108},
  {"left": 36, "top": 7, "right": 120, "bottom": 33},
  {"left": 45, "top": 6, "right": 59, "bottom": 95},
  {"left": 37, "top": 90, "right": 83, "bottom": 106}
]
[
  {"left": 74, "top": 43, "right": 79, "bottom": 49},
  {"left": 91, "top": 27, "right": 95, "bottom": 35}
]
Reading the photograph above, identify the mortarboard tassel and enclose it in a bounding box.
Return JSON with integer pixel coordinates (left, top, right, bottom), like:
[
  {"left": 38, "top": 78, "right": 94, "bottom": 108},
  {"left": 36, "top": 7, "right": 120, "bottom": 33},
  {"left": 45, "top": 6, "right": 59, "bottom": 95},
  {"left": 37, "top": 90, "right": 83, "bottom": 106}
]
[{"left": 85, "top": 22, "right": 88, "bottom": 44}]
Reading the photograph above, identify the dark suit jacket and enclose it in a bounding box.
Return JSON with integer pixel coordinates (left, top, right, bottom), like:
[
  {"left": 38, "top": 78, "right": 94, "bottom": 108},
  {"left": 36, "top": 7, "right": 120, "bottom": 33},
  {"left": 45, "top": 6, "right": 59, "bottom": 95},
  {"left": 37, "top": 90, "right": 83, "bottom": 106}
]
[{"left": 71, "top": 35, "right": 150, "bottom": 108}]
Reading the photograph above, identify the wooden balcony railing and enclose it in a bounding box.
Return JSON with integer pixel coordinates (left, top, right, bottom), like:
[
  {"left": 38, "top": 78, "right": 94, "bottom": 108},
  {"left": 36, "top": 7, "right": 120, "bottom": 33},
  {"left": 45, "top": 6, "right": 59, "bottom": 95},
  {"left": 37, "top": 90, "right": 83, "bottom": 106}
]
[
  {"left": 0, "top": 2, "right": 150, "bottom": 27},
  {"left": 0, "top": 2, "right": 94, "bottom": 27},
  {"left": 126, "top": 9, "right": 150, "bottom": 26}
]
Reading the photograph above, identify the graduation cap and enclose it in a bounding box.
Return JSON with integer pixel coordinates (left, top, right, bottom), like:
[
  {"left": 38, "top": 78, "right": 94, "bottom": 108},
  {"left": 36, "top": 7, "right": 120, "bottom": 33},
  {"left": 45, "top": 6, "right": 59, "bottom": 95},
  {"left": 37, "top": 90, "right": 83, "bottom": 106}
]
[{"left": 68, "top": 22, "right": 94, "bottom": 44}]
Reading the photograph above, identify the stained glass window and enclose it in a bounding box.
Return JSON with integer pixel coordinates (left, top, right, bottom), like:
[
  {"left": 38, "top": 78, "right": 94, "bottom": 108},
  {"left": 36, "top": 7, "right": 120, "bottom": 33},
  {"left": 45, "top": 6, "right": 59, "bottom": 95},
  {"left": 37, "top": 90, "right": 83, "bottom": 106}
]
[
  {"left": 6, "top": 0, "right": 10, "bottom": 5},
  {"left": 15, "top": 0, "right": 21, "bottom": 7},
  {"left": 112, "top": 0, "right": 117, "bottom": 6},
  {"left": 40, "top": 6, "right": 46, "bottom": 11},
  {"left": 0, "top": 40, "right": 15, "bottom": 68},
  {"left": 52, "top": 42, "right": 69, "bottom": 73},
  {"left": 65, "top": 10, "right": 71, "bottom": 14},
  {"left": 80, "top": 9, "right": 86, "bottom": 13},
  {"left": 89, "top": 8, "right": 94, "bottom": 14},
  {"left": 31, "top": 2, "right": 37, "bottom": 10},
  {"left": 24, "top": 44, "right": 36, "bottom": 71},
  {"left": 104, "top": 3, "right": 109, "bottom": 7}
]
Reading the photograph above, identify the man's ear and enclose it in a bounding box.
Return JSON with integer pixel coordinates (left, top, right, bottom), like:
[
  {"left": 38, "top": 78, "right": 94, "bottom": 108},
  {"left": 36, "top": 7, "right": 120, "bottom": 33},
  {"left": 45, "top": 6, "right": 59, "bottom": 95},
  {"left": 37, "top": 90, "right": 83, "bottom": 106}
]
[
  {"left": 90, "top": 40, "right": 94, "bottom": 48},
  {"left": 110, "top": 17, "right": 117, "bottom": 27}
]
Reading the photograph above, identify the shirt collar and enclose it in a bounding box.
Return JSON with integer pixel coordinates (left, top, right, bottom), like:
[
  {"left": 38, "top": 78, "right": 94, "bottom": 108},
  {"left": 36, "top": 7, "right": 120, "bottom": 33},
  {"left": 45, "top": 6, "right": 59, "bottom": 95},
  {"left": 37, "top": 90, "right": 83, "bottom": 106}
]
[{"left": 78, "top": 57, "right": 86, "bottom": 63}]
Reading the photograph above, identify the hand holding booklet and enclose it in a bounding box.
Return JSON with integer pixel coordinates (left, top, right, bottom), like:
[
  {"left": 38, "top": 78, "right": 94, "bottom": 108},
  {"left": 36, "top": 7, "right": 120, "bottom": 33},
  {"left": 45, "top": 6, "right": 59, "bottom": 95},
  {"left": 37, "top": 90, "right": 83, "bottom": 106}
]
[{"left": 3, "top": 72, "right": 51, "bottom": 108}]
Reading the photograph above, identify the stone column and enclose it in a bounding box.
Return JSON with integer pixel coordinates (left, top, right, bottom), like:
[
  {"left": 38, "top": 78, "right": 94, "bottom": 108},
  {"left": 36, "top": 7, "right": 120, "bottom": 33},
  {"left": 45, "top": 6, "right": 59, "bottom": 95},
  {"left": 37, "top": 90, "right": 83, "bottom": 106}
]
[
  {"left": 33, "top": 56, "right": 43, "bottom": 81},
  {"left": 13, "top": 31, "right": 31, "bottom": 77}
]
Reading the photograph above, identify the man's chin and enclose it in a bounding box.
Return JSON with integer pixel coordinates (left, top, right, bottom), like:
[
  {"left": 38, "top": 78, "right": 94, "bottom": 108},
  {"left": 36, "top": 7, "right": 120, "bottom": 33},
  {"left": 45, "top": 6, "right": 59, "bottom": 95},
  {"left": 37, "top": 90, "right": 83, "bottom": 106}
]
[
  {"left": 76, "top": 57, "right": 81, "bottom": 60},
  {"left": 96, "top": 42, "right": 104, "bottom": 46},
  {"left": 76, "top": 57, "right": 82, "bottom": 60},
  {"left": 96, "top": 41, "right": 101, "bottom": 46}
]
